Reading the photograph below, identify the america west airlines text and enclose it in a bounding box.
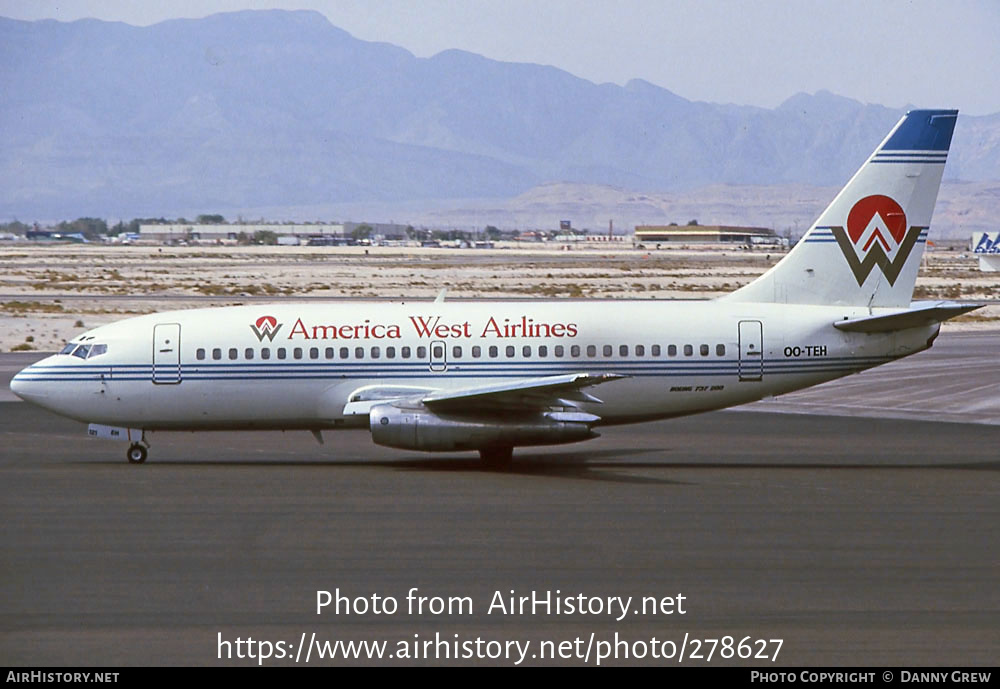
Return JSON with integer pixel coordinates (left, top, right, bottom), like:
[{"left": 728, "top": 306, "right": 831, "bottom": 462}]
[{"left": 285, "top": 315, "right": 579, "bottom": 341}]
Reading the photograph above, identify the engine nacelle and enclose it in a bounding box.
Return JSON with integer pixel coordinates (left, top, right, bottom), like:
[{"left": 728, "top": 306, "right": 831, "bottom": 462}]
[{"left": 368, "top": 404, "right": 598, "bottom": 452}]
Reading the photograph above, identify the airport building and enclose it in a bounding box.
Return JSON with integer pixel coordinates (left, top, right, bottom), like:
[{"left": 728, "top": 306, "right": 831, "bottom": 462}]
[
  {"left": 138, "top": 222, "right": 409, "bottom": 244},
  {"left": 634, "top": 224, "right": 782, "bottom": 245}
]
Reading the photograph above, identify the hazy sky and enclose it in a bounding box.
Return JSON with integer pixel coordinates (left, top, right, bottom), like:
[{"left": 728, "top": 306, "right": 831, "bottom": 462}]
[{"left": 3, "top": 0, "right": 998, "bottom": 115}]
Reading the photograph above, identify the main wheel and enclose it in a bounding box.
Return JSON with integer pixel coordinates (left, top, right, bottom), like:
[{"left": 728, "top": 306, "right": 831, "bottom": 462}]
[
  {"left": 479, "top": 446, "right": 513, "bottom": 469},
  {"left": 127, "top": 443, "right": 148, "bottom": 464}
]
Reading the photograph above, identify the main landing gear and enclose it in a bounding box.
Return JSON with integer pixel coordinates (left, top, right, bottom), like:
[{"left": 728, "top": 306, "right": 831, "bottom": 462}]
[{"left": 479, "top": 446, "right": 513, "bottom": 469}]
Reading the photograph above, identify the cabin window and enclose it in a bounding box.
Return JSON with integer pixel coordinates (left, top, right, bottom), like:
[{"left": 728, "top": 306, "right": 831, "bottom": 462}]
[
  {"left": 620, "top": 345, "right": 629, "bottom": 357},
  {"left": 571, "top": 345, "right": 580, "bottom": 357},
  {"left": 401, "top": 346, "right": 411, "bottom": 359},
  {"left": 587, "top": 345, "right": 597, "bottom": 357},
  {"left": 228, "top": 348, "right": 238, "bottom": 360},
  {"left": 196, "top": 348, "right": 206, "bottom": 360},
  {"left": 371, "top": 347, "right": 380, "bottom": 359},
  {"left": 716, "top": 344, "right": 726, "bottom": 356},
  {"left": 555, "top": 345, "right": 564, "bottom": 357},
  {"left": 603, "top": 345, "right": 613, "bottom": 357},
  {"left": 506, "top": 346, "right": 515, "bottom": 358},
  {"left": 432, "top": 344, "right": 443, "bottom": 359},
  {"left": 489, "top": 346, "right": 498, "bottom": 358},
  {"left": 261, "top": 348, "right": 271, "bottom": 360},
  {"left": 212, "top": 348, "right": 222, "bottom": 360},
  {"left": 635, "top": 345, "right": 645, "bottom": 357},
  {"left": 340, "top": 347, "right": 349, "bottom": 359},
  {"left": 668, "top": 345, "right": 677, "bottom": 357},
  {"left": 651, "top": 344, "right": 660, "bottom": 357},
  {"left": 700, "top": 344, "right": 709, "bottom": 357},
  {"left": 325, "top": 347, "right": 334, "bottom": 359},
  {"left": 684, "top": 344, "right": 693, "bottom": 356},
  {"left": 309, "top": 347, "right": 319, "bottom": 360},
  {"left": 538, "top": 345, "right": 547, "bottom": 357},
  {"left": 453, "top": 346, "right": 462, "bottom": 358},
  {"left": 277, "top": 348, "right": 286, "bottom": 360},
  {"left": 386, "top": 347, "right": 396, "bottom": 359},
  {"left": 355, "top": 347, "right": 364, "bottom": 359},
  {"left": 417, "top": 346, "right": 427, "bottom": 358},
  {"left": 244, "top": 348, "right": 254, "bottom": 360},
  {"left": 293, "top": 347, "right": 303, "bottom": 360},
  {"left": 472, "top": 346, "right": 482, "bottom": 358}
]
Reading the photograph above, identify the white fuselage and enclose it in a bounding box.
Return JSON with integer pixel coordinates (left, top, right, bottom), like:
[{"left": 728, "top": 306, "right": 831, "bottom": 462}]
[{"left": 11, "top": 300, "right": 937, "bottom": 431}]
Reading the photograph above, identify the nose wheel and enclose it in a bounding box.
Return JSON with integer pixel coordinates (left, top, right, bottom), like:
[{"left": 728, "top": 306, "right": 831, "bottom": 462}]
[{"left": 127, "top": 443, "right": 148, "bottom": 464}]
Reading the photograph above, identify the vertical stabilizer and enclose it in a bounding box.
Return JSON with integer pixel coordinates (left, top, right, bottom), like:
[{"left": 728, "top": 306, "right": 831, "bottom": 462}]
[{"left": 724, "top": 109, "right": 957, "bottom": 307}]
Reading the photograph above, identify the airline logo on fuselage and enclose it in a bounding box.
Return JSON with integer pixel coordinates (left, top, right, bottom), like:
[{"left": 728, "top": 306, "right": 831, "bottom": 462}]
[
  {"left": 247, "top": 314, "right": 578, "bottom": 341},
  {"left": 250, "top": 315, "right": 282, "bottom": 341},
  {"left": 831, "top": 195, "right": 924, "bottom": 286}
]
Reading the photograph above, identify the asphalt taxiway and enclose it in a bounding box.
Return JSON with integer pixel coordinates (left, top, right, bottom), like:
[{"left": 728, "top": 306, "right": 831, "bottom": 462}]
[{"left": 1, "top": 333, "right": 998, "bottom": 666}]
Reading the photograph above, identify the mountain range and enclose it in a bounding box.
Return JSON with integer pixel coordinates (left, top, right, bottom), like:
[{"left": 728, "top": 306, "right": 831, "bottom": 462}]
[{"left": 2, "top": 9, "right": 998, "bottom": 228}]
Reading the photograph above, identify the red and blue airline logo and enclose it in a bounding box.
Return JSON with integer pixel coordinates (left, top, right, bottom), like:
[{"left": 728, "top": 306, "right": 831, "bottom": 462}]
[
  {"left": 250, "top": 315, "right": 282, "bottom": 342},
  {"left": 826, "top": 195, "right": 926, "bottom": 286}
]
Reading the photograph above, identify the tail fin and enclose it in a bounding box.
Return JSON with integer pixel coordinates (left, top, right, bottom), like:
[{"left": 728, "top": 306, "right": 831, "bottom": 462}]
[{"left": 724, "top": 109, "right": 958, "bottom": 307}]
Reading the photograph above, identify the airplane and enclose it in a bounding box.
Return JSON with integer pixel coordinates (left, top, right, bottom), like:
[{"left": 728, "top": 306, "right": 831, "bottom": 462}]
[{"left": 10, "top": 109, "right": 980, "bottom": 466}]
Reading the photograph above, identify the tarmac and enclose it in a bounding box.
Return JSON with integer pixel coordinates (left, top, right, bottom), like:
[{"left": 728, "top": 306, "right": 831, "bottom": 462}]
[{"left": 1, "top": 330, "right": 998, "bottom": 666}]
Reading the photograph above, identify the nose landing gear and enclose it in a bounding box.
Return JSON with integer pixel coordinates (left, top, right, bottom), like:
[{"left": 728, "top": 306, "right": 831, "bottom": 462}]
[
  {"left": 127, "top": 443, "right": 148, "bottom": 464},
  {"left": 126, "top": 432, "right": 150, "bottom": 464}
]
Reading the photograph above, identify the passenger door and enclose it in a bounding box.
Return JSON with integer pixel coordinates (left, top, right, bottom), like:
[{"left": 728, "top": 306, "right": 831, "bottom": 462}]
[
  {"left": 738, "top": 320, "right": 763, "bottom": 382},
  {"left": 152, "top": 323, "right": 182, "bottom": 384}
]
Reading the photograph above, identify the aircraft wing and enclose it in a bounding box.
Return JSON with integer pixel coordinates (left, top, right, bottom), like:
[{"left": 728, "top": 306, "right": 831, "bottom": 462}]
[
  {"left": 422, "top": 372, "right": 627, "bottom": 412},
  {"left": 833, "top": 301, "right": 982, "bottom": 333},
  {"left": 342, "top": 372, "right": 626, "bottom": 417}
]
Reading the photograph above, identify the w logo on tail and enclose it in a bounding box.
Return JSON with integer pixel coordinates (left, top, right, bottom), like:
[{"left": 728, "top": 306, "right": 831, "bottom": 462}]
[
  {"left": 830, "top": 195, "right": 925, "bottom": 287},
  {"left": 724, "top": 109, "right": 955, "bottom": 308},
  {"left": 250, "top": 315, "right": 282, "bottom": 342}
]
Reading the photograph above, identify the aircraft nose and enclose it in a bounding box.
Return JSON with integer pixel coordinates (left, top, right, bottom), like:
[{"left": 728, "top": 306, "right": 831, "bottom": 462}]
[
  {"left": 9, "top": 359, "right": 52, "bottom": 404},
  {"left": 10, "top": 368, "right": 32, "bottom": 401}
]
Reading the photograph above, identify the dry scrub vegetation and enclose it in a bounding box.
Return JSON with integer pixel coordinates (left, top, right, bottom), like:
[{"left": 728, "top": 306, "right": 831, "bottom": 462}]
[{"left": 1, "top": 243, "right": 995, "bottom": 351}]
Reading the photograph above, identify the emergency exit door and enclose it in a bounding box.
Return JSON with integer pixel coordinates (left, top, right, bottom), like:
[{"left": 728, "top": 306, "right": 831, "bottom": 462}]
[{"left": 428, "top": 340, "right": 447, "bottom": 372}]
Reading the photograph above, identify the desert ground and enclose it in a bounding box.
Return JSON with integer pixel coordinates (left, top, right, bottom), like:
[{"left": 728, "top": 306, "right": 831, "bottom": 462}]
[{"left": 1, "top": 241, "right": 996, "bottom": 352}]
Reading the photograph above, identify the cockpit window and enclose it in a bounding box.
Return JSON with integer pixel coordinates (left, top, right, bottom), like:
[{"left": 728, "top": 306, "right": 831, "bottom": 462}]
[
  {"left": 88, "top": 344, "right": 108, "bottom": 358},
  {"left": 60, "top": 343, "right": 77, "bottom": 355},
  {"left": 71, "top": 344, "right": 91, "bottom": 359}
]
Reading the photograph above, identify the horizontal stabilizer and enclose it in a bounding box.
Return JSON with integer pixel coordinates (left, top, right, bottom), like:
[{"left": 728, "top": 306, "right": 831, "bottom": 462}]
[{"left": 833, "top": 301, "right": 983, "bottom": 333}]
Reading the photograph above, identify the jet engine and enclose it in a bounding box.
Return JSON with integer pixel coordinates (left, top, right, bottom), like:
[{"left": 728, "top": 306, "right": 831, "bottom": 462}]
[{"left": 368, "top": 403, "right": 599, "bottom": 452}]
